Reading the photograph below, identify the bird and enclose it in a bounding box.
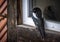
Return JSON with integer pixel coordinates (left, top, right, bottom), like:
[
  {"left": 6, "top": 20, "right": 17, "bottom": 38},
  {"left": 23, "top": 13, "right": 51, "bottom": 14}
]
[{"left": 31, "top": 7, "right": 46, "bottom": 40}]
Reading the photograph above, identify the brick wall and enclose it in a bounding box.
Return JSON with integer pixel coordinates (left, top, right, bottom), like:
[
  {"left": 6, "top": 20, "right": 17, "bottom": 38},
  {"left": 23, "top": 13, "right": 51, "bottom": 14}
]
[{"left": 0, "top": 0, "right": 7, "bottom": 42}]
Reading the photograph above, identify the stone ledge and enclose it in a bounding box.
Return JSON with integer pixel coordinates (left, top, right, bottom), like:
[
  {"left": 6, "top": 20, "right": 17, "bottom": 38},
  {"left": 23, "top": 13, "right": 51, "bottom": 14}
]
[{"left": 17, "top": 26, "right": 60, "bottom": 42}]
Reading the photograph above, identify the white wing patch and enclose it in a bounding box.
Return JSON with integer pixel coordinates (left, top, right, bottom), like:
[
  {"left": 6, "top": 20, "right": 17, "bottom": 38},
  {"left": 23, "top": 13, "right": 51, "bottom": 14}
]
[{"left": 33, "top": 13, "right": 38, "bottom": 19}]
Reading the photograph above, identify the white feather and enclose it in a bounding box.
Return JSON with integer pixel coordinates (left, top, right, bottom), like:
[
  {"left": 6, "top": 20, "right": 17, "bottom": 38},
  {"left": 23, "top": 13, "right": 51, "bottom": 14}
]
[{"left": 33, "top": 13, "right": 38, "bottom": 19}]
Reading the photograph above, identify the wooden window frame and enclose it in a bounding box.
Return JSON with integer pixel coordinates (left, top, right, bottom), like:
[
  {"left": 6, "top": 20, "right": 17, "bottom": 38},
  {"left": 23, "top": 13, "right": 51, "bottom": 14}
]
[{"left": 17, "top": 0, "right": 23, "bottom": 25}]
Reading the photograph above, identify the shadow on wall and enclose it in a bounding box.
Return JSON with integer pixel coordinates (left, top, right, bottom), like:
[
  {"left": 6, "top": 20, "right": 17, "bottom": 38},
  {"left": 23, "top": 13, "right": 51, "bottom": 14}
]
[{"left": 43, "top": 5, "right": 60, "bottom": 22}]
